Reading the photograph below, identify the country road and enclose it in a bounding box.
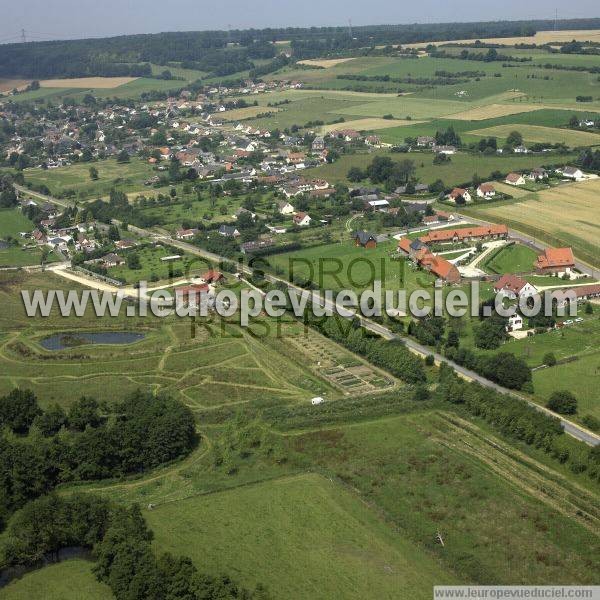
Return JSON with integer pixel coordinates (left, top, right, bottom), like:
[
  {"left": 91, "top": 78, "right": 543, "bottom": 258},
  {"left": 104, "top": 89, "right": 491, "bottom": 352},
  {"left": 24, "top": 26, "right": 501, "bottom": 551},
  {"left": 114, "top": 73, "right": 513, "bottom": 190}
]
[{"left": 21, "top": 187, "right": 600, "bottom": 446}]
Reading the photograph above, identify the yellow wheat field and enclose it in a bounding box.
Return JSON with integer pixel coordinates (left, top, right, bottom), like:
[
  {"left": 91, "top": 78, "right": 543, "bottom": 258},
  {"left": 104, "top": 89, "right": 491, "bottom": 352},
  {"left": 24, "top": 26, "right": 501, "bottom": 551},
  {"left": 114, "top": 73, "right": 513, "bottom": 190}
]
[
  {"left": 446, "top": 103, "right": 544, "bottom": 121},
  {"left": 403, "top": 29, "right": 600, "bottom": 48},
  {"left": 39, "top": 77, "right": 138, "bottom": 89},
  {"left": 219, "top": 106, "right": 280, "bottom": 120},
  {"left": 297, "top": 58, "right": 356, "bottom": 68},
  {"left": 0, "top": 79, "right": 31, "bottom": 93},
  {"left": 466, "top": 178, "right": 600, "bottom": 267},
  {"left": 320, "top": 118, "right": 424, "bottom": 133}
]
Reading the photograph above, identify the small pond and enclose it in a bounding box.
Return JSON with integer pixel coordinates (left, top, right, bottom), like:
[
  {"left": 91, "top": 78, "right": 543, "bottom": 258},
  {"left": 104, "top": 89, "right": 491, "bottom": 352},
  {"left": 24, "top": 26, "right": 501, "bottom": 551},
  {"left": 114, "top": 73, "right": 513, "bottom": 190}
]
[{"left": 40, "top": 331, "right": 146, "bottom": 351}]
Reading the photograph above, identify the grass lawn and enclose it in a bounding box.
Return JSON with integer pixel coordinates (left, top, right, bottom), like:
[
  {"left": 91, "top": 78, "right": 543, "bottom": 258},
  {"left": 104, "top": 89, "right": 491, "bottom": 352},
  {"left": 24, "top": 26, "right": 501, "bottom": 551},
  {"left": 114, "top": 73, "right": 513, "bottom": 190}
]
[
  {"left": 146, "top": 472, "right": 457, "bottom": 600},
  {"left": 532, "top": 351, "right": 600, "bottom": 421},
  {"left": 0, "top": 208, "right": 34, "bottom": 238},
  {"left": 24, "top": 158, "right": 156, "bottom": 200},
  {"left": 483, "top": 243, "right": 539, "bottom": 274},
  {"left": 267, "top": 239, "right": 433, "bottom": 294},
  {"left": 107, "top": 244, "right": 195, "bottom": 284},
  {"left": 1, "top": 559, "right": 113, "bottom": 600},
  {"left": 0, "top": 246, "right": 59, "bottom": 267}
]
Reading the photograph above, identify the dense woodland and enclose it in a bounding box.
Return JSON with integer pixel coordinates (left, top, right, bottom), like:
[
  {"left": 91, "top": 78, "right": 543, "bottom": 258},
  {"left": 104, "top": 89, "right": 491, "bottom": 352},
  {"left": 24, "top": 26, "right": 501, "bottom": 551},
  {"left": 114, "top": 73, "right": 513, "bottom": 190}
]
[
  {"left": 0, "top": 389, "right": 197, "bottom": 529},
  {"left": 1, "top": 495, "right": 269, "bottom": 599},
  {"left": 2, "top": 18, "right": 600, "bottom": 78}
]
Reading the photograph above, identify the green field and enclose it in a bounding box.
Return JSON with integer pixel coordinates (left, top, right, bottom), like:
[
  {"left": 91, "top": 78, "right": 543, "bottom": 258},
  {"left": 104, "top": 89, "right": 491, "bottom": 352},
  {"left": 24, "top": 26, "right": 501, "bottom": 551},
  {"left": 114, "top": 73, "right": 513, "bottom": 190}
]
[
  {"left": 265, "top": 54, "right": 600, "bottom": 111},
  {"left": 146, "top": 472, "right": 456, "bottom": 599},
  {"left": 1, "top": 559, "right": 113, "bottom": 600},
  {"left": 483, "top": 243, "right": 539, "bottom": 274},
  {"left": 267, "top": 239, "right": 431, "bottom": 294},
  {"left": 0, "top": 207, "right": 60, "bottom": 267},
  {"left": 108, "top": 244, "right": 198, "bottom": 284},
  {"left": 303, "top": 150, "right": 577, "bottom": 187},
  {"left": 24, "top": 158, "right": 156, "bottom": 200},
  {"left": 532, "top": 351, "right": 600, "bottom": 419},
  {"left": 0, "top": 271, "right": 336, "bottom": 409},
  {"left": 0, "top": 208, "right": 34, "bottom": 238},
  {"left": 468, "top": 124, "right": 600, "bottom": 147}
]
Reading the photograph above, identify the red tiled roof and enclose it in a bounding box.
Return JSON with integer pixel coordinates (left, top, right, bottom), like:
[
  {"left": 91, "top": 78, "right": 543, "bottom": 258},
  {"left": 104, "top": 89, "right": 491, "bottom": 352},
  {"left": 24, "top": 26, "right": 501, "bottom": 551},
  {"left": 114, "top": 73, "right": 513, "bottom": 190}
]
[
  {"left": 536, "top": 247, "right": 575, "bottom": 269},
  {"left": 505, "top": 172, "right": 523, "bottom": 183},
  {"left": 398, "top": 238, "right": 411, "bottom": 253},
  {"left": 494, "top": 274, "right": 528, "bottom": 294},
  {"left": 420, "top": 224, "right": 508, "bottom": 244}
]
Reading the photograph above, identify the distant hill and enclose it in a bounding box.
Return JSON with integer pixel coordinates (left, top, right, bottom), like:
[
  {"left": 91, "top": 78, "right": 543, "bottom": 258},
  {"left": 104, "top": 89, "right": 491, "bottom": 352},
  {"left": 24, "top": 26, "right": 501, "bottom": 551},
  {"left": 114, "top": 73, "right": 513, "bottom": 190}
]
[{"left": 1, "top": 18, "right": 600, "bottom": 79}]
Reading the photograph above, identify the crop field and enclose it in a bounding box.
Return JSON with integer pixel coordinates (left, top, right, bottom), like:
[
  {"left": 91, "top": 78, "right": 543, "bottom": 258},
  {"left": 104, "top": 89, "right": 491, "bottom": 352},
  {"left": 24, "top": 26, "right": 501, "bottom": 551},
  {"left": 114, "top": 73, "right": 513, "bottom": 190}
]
[
  {"left": 81, "top": 409, "right": 600, "bottom": 594},
  {"left": 24, "top": 158, "right": 156, "bottom": 200},
  {"left": 403, "top": 28, "right": 600, "bottom": 48},
  {"left": 219, "top": 105, "right": 280, "bottom": 120},
  {"left": 39, "top": 77, "right": 139, "bottom": 88},
  {"left": 456, "top": 179, "right": 600, "bottom": 268},
  {"left": 319, "top": 117, "right": 420, "bottom": 133},
  {"left": 445, "top": 103, "right": 546, "bottom": 121},
  {"left": 146, "top": 472, "right": 455, "bottom": 600},
  {"left": 331, "top": 97, "right": 471, "bottom": 120},
  {"left": 295, "top": 413, "right": 599, "bottom": 584},
  {"left": 297, "top": 58, "right": 357, "bottom": 68},
  {"left": 468, "top": 124, "right": 600, "bottom": 147},
  {"left": 0, "top": 78, "right": 30, "bottom": 93},
  {"left": 2, "top": 559, "right": 113, "bottom": 600}
]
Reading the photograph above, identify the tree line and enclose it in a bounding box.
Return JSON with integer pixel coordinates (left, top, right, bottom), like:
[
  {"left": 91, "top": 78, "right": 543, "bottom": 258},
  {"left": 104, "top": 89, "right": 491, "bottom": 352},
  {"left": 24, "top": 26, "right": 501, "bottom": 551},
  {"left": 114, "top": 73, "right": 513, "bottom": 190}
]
[
  {"left": 1, "top": 494, "right": 269, "bottom": 599},
  {"left": 0, "top": 389, "right": 197, "bottom": 529},
  {"left": 436, "top": 364, "right": 600, "bottom": 482}
]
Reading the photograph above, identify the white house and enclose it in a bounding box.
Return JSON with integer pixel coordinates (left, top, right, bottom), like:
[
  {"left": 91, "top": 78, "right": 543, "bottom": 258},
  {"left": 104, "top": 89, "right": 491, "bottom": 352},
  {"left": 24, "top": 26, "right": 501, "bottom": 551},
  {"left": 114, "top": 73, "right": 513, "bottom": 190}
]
[
  {"left": 293, "top": 212, "right": 311, "bottom": 227},
  {"left": 493, "top": 274, "right": 538, "bottom": 301},
  {"left": 447, "top": 188, "right": 472, "bottom": 203},
  {"left": 278, "top": 201, "right": 295, "bottom": 215},
  {"left": 507, "top": 314, "right": 523, "bottom": 331},
  {"left": 558, "top": 166, "right": 584, "bottom": 181},
  {"left": 505, "top": 172, "right": 526, "bottom": 186},
  {"left": 476, "top": 183, "right": 496, "bottom": 198}
]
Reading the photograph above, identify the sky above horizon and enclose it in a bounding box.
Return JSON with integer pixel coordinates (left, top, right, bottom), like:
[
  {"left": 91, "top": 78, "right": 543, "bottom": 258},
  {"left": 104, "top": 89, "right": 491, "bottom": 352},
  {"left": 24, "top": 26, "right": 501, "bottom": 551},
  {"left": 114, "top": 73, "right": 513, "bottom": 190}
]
[{"left": 1, "top": 0, "right": 599, "bottom": 44}]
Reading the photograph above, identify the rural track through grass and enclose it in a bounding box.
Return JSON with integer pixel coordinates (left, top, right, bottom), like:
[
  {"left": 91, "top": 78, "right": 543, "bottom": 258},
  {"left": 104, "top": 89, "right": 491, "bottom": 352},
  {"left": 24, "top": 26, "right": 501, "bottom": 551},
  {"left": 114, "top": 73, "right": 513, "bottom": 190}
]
[{"left": 431, "top": 413, "right": 600, "bottom": 533}]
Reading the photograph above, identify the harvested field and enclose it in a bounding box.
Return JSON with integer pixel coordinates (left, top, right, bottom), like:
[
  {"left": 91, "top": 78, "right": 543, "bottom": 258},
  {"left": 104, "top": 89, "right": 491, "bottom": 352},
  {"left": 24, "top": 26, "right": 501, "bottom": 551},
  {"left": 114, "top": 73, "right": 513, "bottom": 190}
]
[
  {"left": 320, "top": 117, "right": 423, "bottom": 133},
  {"left": 39, "top": 77, "right": 138, "bottom": 88},
  {"left": 403, "top": 29, "right": 600, "bottom": 48},
  {"left": 458, "top": 178, "right": 600, "bottom": 267},
  {"left": 0, "top": 78, "right": 30, "bottom": 93},
  {"left": 297, "top": 58, "right": 356, "bottom": 68},
  {"left": 219, "top": 105, "right": 279, "bottom": 120},
  {"left": 468, "top": 124, "right": 600, "bottom": 147},
  {"left": 447, "top": 103, "right": 543, "bottom": 121}
]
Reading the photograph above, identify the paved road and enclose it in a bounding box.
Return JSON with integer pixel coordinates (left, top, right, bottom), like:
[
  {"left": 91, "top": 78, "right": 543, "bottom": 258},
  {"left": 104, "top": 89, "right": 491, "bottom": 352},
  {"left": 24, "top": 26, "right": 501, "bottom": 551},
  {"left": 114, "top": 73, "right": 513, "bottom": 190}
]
[
  {"left": 122, "top": 224, "right": 600, "bottom": 446},
  {"left": 21, "top": 189, "right": 600, "bottom": 446},
  {"left": 14, "top": 184, "right": 75, "bottom": 209}
]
